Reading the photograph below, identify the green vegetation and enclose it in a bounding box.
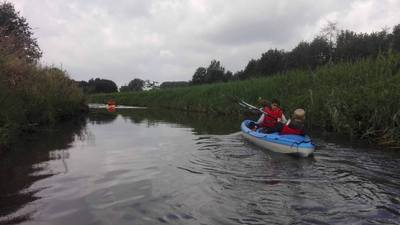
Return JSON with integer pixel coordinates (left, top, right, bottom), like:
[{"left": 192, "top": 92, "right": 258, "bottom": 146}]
[
  {"left": 0, "top": 56, "right": 87, "bottom": 149},
  {"left": 189, "top": 23, "right": 400, "bottom": 84},
  {"left": 77, "top": 78, "right": 118, "bottom": 94},
  {"left": 0, "top": 2, "right": 86, "bottom": 150},
  {"left": 120, "top": 78, "right": 146, "bottom": 92},
  {"left": 159, "top": 81, "right": 189, "bottom": 89},
  {"left": 90, "top": 53, "right": 400, "bottom": 146}
]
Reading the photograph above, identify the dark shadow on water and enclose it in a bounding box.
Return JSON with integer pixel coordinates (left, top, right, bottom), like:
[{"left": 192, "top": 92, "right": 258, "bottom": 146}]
[
  {"left": 91, "top": 107, "right": 244, "bottom": 135},
  {"left": 87, "top": 109, "right": 118, "bottom": 125},
  {"left": 0, "top": 118, "right": 87, "bottom": 225}
]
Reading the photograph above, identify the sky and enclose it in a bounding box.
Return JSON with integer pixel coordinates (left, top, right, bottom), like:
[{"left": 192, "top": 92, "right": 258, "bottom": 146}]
[{"left": 12, "top": 0, "right": 400, "bottom": 86}]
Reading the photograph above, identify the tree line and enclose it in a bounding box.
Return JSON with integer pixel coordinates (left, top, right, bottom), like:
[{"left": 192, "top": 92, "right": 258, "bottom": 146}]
[
  {"left": 77, "top": 77, "right": 190, "bottom": 94},
  {"left": 77, "top": 78, "right": 169, "bottom": 94},
  {"left": 191, "top": 22, "right": 400, "bottom": 83}
]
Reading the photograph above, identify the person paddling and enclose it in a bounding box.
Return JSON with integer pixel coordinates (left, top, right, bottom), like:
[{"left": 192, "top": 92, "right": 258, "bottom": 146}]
[
  {"left": 280, "top": 108, "right": 306, "bottom": 135},
  {"left": 256, "top": 98, "right": 287, "bottom": 133}
]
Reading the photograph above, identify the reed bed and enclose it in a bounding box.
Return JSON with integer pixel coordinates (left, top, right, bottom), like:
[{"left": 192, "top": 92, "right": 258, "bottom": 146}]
[
  {"left": 90, "top": 53, "right": 400, "bottom": 146},
  {"left": 0, "top": 55, "right": 87, "bottom": 149}
]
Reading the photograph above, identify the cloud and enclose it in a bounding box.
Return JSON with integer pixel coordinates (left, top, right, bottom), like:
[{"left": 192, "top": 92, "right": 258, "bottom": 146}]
[{"left": 12, "top": 0, "right": 400, "bottom": 86}]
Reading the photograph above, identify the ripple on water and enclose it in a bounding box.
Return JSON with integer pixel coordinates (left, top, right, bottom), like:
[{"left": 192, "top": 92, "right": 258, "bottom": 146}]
[
  {"left": 3, "top": 117, "right": 400, "bottom": 225},
  {"left": 173, "top": 133, "right": 400, "bottom": 224}
]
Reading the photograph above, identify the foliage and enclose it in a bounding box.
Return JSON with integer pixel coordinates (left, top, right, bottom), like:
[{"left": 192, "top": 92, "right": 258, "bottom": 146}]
[
  {"left": 78, "top": 78, "right": 118, "bottom": 94},
  {"left": 90, "top": 53, "right": 400, "bottom": 147},
  {"left": 159, "top": 81, "right": 189, "bottom": 89},
  {"left": 0, "top": 2, "right": 86, "bottom": 149},
  {"left": 192, "top": 23, "right": 400, "bottom": 83},
  {"left": 191, "top": 60, "right": 232, "bottom": 84},
  {"left": 393, "top": 24, "right": 400, "bottom": 52},
  {"left": 191, "top": 67, "right": 207, "bottom": 84},
  {"left": 0, "top": 1, "right": 42, "bottom": 62},
  {"left": 0, "top": 52, "right": 86, "bottom": 148},
  {"left": 120, "top": 78, "right": 145, "bottom": 92}
]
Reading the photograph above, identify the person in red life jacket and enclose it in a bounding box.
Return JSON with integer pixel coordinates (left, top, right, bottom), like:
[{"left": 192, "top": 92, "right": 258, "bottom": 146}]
[
  {"left": 255, "top": 99, "right": 287, "bottom": 133},
  {"left": 280, "top": 108, "right": 306, "bottom": 135}
]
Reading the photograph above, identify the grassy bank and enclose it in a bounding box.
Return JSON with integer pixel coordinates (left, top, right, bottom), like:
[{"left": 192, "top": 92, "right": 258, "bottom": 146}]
[
  {"left": 0, "top": 55, "right": 87, "bottom": 150},
  {"left": 90, "top": 53, "right": 400, "bottom": 146}
]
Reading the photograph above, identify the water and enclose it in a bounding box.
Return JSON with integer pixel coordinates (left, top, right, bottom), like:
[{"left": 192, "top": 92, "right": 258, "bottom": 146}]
[{"left": 1, "top": 107, "right": 400, "bottom": 225}]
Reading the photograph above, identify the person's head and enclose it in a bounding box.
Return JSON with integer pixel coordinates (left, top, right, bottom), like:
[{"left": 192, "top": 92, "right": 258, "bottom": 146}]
[
  {"left": 292, "top": 108, "right": 305, "bottom": 122},
  {"left": 258, "top": 99, "right": 270, "bottom": 108},
  {"left": 271, "top": 98, "right": 280, "bottom": 110}
]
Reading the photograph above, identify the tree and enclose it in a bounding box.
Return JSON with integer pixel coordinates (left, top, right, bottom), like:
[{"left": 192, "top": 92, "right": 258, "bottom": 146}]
[
  {"left": 89, "top": 78, "right": 118, "bottom": 93},
  {"left": 0, "top": 2, "right": 42, "bottom": 62},
  {"left": 78, "top": 78, "right": 117, "bottom": 94},
  {"left": 243, "top": 59, "right": 258, "bottom": 77},
  {"left": 320, "top": 21, "right": 338, "bottom": 48},
  {"left": 288, "top": 41, "right": 312, "bottom": 69},
  {"left": 258, "top": 49, "right": 287, "bottom": 76},
  {"left": 191, "top": 67, "right": 207, "bottom": 85},
  {"left": 392, "top": 24, "right": 400, "bottom": 52},
  {"left": 309, "top": 37, "right": 331, "bottom": 68},
  {"left": 120, "top": 78, "right": 145, "bottom": 92},
  {"left": 205, "top": 60, "right": 225, "bottom": 83},
  {"left": 224, "top": 70, "right": 233, "bottom": 81},
  {"left": 160, "top": 81, "right": 188, "bottom": 89}
]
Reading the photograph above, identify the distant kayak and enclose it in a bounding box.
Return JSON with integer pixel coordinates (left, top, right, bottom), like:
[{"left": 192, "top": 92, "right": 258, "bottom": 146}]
[
  {"left": 241, "top": 120, "right": 315, "bottom": 157},
  {"left": 88, "top": 104, "right": 146, "bottom": 109}
]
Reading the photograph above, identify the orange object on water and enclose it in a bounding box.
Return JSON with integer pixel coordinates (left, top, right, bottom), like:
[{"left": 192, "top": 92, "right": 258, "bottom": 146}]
[
  {"left": 107, "top": 99, "right": 116, "bottom": 112},
  {"left": 107, "top": 105, "right": 116, "bottom": 112},
  {"left": 107, "top": 99, "right": 116, "bottom": 106}
]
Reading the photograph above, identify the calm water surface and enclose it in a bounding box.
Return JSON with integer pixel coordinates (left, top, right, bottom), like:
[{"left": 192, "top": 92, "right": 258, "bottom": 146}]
[{"left": 1, "top": 107, "right": 400, "bottom": 225}]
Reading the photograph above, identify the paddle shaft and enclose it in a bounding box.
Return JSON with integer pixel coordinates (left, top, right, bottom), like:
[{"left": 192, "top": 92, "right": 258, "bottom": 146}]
[{"left": 238, "top": 100, "right": 269, "bottom": 116}]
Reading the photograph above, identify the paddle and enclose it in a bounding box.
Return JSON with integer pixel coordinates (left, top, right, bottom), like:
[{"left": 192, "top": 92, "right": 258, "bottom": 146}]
[{"left": 235, "top": 98, "right": 269, "bottom": 116}]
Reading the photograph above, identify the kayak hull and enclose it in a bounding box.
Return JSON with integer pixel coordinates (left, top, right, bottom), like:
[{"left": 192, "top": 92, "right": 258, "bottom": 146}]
[{"left": 241, "top": 120, "right": 315, "bottom": 157}]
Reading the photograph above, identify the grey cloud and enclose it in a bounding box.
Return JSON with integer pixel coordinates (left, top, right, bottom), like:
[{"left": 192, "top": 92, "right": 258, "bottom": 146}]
[
  {"left": 13, "top": 0, "right": 400, "bottom": 86},
  {"left": 203, "top": 0, "right": 354, "bottom": 46}
]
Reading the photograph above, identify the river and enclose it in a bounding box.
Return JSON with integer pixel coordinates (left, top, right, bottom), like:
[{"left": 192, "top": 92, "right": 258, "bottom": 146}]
[{"left": 1, "top": 106, "right": 399, "bottom": 225}]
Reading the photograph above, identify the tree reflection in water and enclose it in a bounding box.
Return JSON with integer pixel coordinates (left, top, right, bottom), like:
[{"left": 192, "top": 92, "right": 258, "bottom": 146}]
[{"left": 0, "top": 118, "right": 87, "bottom": 225}]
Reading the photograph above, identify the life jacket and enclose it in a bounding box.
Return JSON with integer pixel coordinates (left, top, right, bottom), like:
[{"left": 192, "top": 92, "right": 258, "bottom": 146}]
[
  {"left": 261, "top": 106, "right": 283, "bottom": 128},
  {"left": 280, "top": 124, "right": 304, "bottom": 135}
]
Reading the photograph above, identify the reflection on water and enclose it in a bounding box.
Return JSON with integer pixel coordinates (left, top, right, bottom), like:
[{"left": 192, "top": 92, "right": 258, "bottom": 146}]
[
  {"left": 88, "top": 107, "right": 243, "bottom": 135},
  {"left": 0, "top": 107, "right": 400, "bottom": 225},
  {"left": 115, "top": 108, "right": 242, "bottom": 135},
  {"left": 0, "top": 118, "right": 87, "bottom": 225}
]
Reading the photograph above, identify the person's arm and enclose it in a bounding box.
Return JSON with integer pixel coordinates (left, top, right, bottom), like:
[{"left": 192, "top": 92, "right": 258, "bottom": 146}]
[
  {"left": 256, "top": 114, "right": 264, "bottom": 124},
  {"left": 281, "top": 114, "right": 287, "bottom": 124}
]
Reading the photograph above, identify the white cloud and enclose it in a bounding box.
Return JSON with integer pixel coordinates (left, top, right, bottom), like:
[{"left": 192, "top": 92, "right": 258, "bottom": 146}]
[{"left": 11, "top": 0, "right": 400, "bottom": 86}]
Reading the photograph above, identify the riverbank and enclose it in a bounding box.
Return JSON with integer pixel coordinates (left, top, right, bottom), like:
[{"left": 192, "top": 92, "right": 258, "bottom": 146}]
[
  {"left": 89, "top": 53, "right": 400, "bottom": 147},
  {"left": 0, "top": 60, "right": 87, "bottom": 152}
]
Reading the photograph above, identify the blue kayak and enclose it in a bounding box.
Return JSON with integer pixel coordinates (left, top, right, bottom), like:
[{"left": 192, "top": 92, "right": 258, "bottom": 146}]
[{"left": 241, "top": 120, "right": 315, "bottom": 157}]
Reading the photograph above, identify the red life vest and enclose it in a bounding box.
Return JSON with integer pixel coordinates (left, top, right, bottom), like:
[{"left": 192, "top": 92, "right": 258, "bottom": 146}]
[
  {"left": 261, "top": 106, "right": 283, "bottom": 128},
  {"left": 280, "top": 124, "right": 304, "bottom": 135}
]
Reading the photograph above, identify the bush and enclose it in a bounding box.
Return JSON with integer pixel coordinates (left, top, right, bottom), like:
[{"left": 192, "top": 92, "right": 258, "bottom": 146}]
[{"left": 0, "top": 52, "right": 86, "bottom": 148}]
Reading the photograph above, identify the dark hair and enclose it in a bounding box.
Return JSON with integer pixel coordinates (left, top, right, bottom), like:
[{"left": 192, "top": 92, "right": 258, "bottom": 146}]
[
  {"left": 259, "top": 99, "right": 270, "bottom": 107},
  {"left": 271, "top": 98, "right": 280, "bottom": 106}
]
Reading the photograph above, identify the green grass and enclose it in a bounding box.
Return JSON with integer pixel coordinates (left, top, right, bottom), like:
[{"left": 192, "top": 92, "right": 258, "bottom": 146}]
[{"left": 90, "top": 53, "right": 400, "bottom": 147}]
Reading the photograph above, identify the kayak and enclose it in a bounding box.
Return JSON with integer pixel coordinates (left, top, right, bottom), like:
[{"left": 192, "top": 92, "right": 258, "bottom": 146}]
[{"left": 241, "top": 120, "right": 315, "bottom": 157}]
